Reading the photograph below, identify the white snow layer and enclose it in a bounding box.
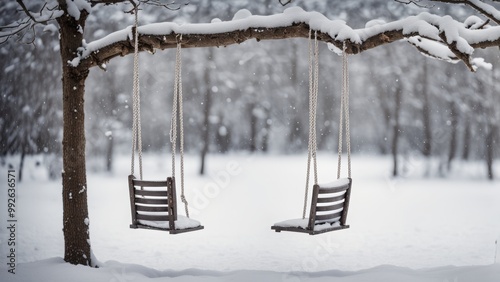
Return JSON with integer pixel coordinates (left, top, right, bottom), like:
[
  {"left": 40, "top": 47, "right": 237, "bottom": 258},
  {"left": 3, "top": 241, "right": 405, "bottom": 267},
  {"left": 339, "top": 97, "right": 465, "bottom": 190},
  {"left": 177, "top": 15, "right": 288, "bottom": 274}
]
[
  {"left": 76, "top": 7, "right": 500, "bottom": 66},
  {"left": 65, "top": 0, "right": 91, "bottom": 21},
  {"left": 3, "top": 258, "right": 500, "bottom": 282},
  {"left": 273, "top": 218, "right": 341, "bottom": 231},
  {"left": 138, "top": 215, "right": 201, "bottom": 230},
  {"left": 319, "top": 178, "right": 350, "bottom": 188}
]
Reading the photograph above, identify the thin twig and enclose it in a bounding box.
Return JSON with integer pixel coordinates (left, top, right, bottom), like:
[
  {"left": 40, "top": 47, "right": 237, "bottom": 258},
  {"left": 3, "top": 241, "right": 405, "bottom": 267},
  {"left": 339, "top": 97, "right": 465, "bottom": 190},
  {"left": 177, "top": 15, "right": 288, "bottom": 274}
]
[
  {"left": 429, "top": 0, "right": 500, "bottom": 25},
  {"left": 16, "top": 0, "right": 39, "bottom": 23},
  {"left": 91, "top": 0, "right": 185, "bottom": 10},
  {"left": 394, "top": 0, "right": 433, "bottom": 8}
]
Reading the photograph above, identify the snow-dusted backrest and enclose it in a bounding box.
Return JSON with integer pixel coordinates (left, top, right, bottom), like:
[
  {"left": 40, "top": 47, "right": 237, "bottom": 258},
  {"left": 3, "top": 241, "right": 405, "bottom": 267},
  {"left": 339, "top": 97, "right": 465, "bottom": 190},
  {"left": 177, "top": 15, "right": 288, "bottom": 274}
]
[{"left": 308, "top": 178, "right": 352, "bottom": 229}]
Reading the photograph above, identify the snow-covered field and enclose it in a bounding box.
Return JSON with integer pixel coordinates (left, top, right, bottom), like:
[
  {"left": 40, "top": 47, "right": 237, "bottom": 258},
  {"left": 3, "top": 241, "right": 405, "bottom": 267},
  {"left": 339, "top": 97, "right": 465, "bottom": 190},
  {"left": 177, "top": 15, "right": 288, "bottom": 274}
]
[{"left": 1, "top": 153, "right": 499, "bottom": 281}]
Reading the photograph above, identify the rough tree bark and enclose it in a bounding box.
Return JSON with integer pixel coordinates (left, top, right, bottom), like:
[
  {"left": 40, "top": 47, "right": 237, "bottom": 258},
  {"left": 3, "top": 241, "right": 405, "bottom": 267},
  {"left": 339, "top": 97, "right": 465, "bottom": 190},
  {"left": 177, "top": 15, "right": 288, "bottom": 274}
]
[{"left": 56, "top": 1, "right": 92, "bottom": 266}]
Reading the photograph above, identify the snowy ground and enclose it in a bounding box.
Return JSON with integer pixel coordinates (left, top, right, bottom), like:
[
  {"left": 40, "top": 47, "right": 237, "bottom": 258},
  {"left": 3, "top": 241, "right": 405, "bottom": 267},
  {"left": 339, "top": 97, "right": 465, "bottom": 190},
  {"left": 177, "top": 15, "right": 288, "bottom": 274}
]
[{"left": 1, "top": 153, "right": 499, "bottom": 281}]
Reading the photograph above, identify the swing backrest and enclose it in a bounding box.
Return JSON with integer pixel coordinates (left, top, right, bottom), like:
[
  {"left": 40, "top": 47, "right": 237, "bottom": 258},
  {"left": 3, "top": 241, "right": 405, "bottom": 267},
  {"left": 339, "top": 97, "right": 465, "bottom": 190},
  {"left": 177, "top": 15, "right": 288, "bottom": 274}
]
[
  {"left": 128, "top": 175, "right": 177, "bottom": 232},
  {"left": 308, "top": 178, "right": 352, "bottom": 230}
]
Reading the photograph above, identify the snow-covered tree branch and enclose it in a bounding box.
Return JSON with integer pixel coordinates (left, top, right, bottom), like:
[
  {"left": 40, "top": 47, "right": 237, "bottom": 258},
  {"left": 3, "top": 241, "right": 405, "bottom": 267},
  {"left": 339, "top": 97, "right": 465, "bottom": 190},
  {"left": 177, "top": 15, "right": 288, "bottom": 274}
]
[{"left": 74, "top": 6, "right": 500, "bottom": 72}]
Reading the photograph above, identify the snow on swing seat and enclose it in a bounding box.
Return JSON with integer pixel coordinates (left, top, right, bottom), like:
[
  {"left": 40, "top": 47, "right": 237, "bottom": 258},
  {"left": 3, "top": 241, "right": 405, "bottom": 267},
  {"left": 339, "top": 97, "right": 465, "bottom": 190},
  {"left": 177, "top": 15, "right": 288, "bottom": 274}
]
[
  {"left": 273, "top": 218, "right": 342, "bottom": 232},
  {"left": 138, "top": 215, "right": 202, "bottom": 230},
  {"left": 318, "top": 178, "right": 350, "bottom": 189}
]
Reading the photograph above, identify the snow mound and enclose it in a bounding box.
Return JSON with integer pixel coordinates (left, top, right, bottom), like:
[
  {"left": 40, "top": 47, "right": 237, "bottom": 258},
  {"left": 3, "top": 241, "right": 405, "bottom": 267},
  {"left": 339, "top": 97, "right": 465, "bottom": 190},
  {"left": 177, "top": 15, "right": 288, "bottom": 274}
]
[{"left": 4, "top": 258, "right": 500, "bottom": 282}]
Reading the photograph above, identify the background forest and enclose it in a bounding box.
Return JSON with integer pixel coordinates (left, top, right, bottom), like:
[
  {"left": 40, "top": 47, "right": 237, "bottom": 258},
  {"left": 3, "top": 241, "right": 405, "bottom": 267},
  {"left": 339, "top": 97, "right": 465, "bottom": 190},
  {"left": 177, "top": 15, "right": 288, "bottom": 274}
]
[{"left": 1, "top": 0, "right": 498, "bottom": 180}]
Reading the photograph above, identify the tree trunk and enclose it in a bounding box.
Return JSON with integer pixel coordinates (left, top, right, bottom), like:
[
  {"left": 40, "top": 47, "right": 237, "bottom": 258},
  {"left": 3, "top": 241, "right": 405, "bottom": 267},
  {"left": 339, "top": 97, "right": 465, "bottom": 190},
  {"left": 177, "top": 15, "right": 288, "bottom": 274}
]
[
  {"left": 249, "top": 102, "right": 258, "bottom": 152},
  {"left": 105, "top": 134, "right": 113, "bottom": 172},
  {"left": 485, "top": 124, "right": 496, "bottom": 180},
  {"left": 485, "top": 70, "right": 497, "bottom": 180},
  {"left": 200, "top": 48, "right": 213, "bottom": 175},
  {"left": 377, "top": 84, "right": 392, "bottom": 155},
  {"left": 421, "top": 60, "right": 432, "bottom": 158},
  {"left": 261, "top": 106, "right": 271, "bottom": 153},
  {"left": 447, "top": 100, "right": 458, "bottom": 170},
  {"left": 462, "top": 116, "right": 471, "bottom": 160},
  {"left": 392, "top": 81, "right": 403, "bottom": 177},
  {"left": 18, "top": 150, "right": 25, "bottom": 182},
  {"left": 56, "top": 2, "right": 92, "bottom": 266}
]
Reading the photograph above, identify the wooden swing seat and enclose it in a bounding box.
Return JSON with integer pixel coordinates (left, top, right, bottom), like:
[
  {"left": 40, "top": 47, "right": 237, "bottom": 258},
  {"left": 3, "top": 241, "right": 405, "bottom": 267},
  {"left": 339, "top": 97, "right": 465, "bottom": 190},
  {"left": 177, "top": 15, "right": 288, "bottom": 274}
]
[
  {"left": 271, "top": 178, "right": 352, "bottom": 235},
  {"left": 128, "top": 175, "right": 203, "bottom": 234}
]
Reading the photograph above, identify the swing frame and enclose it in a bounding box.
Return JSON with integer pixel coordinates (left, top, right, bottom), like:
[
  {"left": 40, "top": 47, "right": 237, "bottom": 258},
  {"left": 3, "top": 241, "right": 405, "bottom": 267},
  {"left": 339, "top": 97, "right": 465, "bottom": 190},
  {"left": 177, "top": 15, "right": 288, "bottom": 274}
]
[
  {"left": 128, "top": 6, "right": 202, "bottom": 234},
  {"left": 271, "top": 32, "right": 353, "bottom": 235}
]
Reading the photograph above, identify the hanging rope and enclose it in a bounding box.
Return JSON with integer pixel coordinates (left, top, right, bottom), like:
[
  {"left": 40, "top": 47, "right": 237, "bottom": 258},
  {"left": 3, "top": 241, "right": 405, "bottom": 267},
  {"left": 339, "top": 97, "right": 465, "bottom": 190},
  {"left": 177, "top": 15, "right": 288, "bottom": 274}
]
[
  {"left": 302, "top": 30, "right": 319, "bottom": 219},
  {"left": 131, "top": 3, "right": 143, "bottom": 180},
  {"left": 337, "top": 42, "right": 352, "bottom": 179},
  {"left": 344, "top": 43, "right": 352, "bottom": 178},
  {"left": 170, "top": 35, "right": 190, "bottom": 218}
]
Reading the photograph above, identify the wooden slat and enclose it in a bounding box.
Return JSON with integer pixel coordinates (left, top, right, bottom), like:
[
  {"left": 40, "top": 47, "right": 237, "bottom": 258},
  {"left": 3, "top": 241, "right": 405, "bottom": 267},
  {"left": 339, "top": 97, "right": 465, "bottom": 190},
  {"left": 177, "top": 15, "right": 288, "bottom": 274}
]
[
  {"left": 134, "top": 197, "right": 168, "bottom": 205},
  {"left": 308, "top": 184, "right": 321, "bottom": 230},
  {"left": 129, "top": 175, "right": 138, "bottom": 226},
  {"left": 135, "top": 205, "right": 169, "bottom": 212},
  {"left": 136, "top": 213, "right": 172, "bottom": 221},
  {"left": 132, "top": 224, "right": 204, "bottom": 234},
  {"left": 271, "top": 225, "right": 313, "bottom": 234},
  {"left": 315, "top": 210, "right": 343, "bottom": 221},
  {"left": 169, "top": 225, "right": 204, "bottom": 234},
  {"left": 318, "top": 185, "right": 349, "bottom": 194},
  {"left": 132, "top": 179, "right": 168, "bottom": 187},
  {"left": 317, "top": 194, "right": 345, "bottom": 203},
  {"left": 340, "top": 178, "right": 352, "bottom": 225},
  {"left": 271, "top": 224, "right": 349, "bottom": 235},
  {"left": 168, "top": 177, "right": 177, "bottom": 222},
  {"left": 315, "top": 202, "right": 344, "bottom": 212},
  {"left": 134, "top": 189, "right": 168, "bottom": 197}
]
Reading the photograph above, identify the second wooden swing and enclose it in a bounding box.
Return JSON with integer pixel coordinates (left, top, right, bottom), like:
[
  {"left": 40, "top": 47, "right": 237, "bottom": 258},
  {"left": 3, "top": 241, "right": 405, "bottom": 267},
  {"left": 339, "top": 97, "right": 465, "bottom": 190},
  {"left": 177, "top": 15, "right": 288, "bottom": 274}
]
[
  {"left": 271, "top": 31, "right": 353, "bottom": 235},
  {"left": 128, "top": 7, "right": 203, "bottom": 234}
]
